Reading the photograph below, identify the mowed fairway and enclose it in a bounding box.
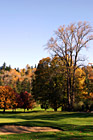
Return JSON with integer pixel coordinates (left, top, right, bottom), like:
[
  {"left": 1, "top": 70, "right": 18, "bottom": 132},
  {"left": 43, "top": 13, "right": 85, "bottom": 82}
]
[{"left": 0, "top": 109, "right": 93, "bottom": 140}]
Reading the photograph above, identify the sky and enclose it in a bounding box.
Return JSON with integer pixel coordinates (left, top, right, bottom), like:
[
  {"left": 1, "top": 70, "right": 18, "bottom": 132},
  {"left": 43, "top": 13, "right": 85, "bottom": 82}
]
[{"left": 0, "top": 0, "right": 93, "bottom": 69}]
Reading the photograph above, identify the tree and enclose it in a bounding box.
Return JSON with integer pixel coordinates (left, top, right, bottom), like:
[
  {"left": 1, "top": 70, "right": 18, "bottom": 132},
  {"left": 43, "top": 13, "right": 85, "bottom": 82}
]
[
  {"left": 0, "top": 77, "right": 3, "bottom": 86},
  {"left": 83, "top": 65, "right": 93, "bottom": 96},
  {"left": 16, "top": 78, "right": 22, "bottom": 93},
  {"left": 2, "top": 62, "right": 6, "bottom": 70},
  {"left": 20, "top": 91, "right": 35, "bottom": 112},
  {"left": 74, "top": 68, "right": 86, "bottom": 101},
  {"left": 26, "top": 64, "right": 30, "bottom": 70},
  {"left": 48, "top": 56, "right": 67, "bottom": 111},
  {"left": 5, "top": 65, "right": 11, "bottom": 71},
  {"left": 32, "top": 57, "right": 51, "bottom": 110},
  {"left": 32, "top": 56, "right": 67, "bottom": 111},
  {"left": 0, "top": 86, "right": 17, "bottom": 112},
  {"left": 16, "top": 67, "right": 20, "bottom": 72},
  {"left": 21, "top": 78, "right": 31, "bottom": 93},
  {"left": 47, "top": 21, "right": 93, "bottom": 110},
  {"left": 82, "top": 65, "right": 93, "bottom": 111}
]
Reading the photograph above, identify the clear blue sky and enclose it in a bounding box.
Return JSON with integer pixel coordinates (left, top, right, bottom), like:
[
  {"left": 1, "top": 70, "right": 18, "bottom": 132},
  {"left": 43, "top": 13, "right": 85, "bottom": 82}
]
[{"left": 0, "top": 0, "right": 93, "bottom": 69}]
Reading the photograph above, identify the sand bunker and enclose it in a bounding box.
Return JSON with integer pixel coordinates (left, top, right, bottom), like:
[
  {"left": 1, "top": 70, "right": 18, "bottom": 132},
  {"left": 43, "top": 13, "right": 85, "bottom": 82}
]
[{"left": 0, "top": 125, "right": 61, "bottom": 135}]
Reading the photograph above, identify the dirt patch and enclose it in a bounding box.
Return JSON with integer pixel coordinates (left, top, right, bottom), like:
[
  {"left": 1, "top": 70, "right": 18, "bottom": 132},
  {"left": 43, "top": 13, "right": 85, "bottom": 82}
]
[{"left": 0, "top": 125, "right": 61, "bottom": 135}]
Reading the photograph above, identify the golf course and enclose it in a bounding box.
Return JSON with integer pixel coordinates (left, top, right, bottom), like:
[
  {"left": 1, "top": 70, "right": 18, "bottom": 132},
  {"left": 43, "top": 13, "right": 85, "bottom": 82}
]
[{"left": 0, "top": 108, "right": 93, "bottom": 140}]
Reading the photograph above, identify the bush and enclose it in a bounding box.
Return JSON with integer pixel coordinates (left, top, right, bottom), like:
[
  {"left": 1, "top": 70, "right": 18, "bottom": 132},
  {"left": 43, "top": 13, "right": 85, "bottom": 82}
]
[
  {"left": 73, "top": 101, "right": 85, "bottom": 111},
  {"left": 84, "top": 100, "right": 93, "bottom": 112}
]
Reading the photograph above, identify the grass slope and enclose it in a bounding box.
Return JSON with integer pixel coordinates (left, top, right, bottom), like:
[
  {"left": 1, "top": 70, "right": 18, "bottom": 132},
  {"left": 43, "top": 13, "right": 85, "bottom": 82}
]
[{"left": 0, "top": 109, "right": 93, "bottom": 140}]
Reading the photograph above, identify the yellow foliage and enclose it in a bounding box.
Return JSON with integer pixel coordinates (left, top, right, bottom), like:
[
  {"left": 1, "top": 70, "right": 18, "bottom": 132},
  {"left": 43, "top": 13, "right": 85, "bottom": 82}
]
[
  {"left": 90, "top": 92, "right": 93, "bottom": 98},
  {"left": 75, "top": 68, "right": 86, "bottom": 89}
]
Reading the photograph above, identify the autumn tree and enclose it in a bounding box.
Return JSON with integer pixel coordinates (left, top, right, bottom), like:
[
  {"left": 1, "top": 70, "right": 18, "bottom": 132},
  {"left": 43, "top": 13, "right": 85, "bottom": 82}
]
[
  {"left": 82, "top": 65, "right": 93, "bottom": 111},
  {"left": 74, "top": 68, "right": 86, "bottom": 104},
  {"left": 47, "top": 21, "right": 93, "bottom": 110},
  {"left": 0, "top": 86, "right": 17, "bottom": 112},
  {"left": 20, "top": 91, "right": 35, "bottom": 112}
]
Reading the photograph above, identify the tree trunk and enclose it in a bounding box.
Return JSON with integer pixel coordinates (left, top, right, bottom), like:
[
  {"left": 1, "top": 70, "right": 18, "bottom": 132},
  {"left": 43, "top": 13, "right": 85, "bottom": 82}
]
[
  {"left": 3, "top": 100, "right": 6, "bottom": 113},
  {"left": 3, "top": 108, "right": 5, "bottom": 113},
  {"left": 67, "top": 68, "right": 71, "bottom": 111},
  {"left": 54, "top": 108, "right": 57, "bottom": 111},
  {"left": 53, "top": 101, "right": 57, "bottom": 111}
]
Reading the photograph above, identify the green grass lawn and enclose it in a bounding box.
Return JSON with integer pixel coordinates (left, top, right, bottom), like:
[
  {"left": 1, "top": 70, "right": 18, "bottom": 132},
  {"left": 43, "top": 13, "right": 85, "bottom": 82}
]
[{"left": 0, "top": 108, "right": 93, "bottom": 140}]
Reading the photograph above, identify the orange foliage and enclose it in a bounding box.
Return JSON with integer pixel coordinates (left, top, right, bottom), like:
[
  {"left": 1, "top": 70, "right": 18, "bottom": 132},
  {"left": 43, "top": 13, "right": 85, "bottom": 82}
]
[{"left": 0, "top": 86, "right": 17, "bottom": 112}]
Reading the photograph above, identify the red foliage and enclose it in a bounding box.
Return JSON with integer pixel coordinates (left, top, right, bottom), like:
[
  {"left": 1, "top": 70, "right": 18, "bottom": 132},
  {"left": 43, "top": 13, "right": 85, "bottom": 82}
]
[{"left": 20, "top": 91, "right": 35, "bottom": 112}]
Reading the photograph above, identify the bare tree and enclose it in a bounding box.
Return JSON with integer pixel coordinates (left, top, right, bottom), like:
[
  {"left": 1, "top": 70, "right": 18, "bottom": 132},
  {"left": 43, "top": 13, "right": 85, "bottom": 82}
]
[{"left": 47, "top": 21, "right": 93, "bottom": 110}]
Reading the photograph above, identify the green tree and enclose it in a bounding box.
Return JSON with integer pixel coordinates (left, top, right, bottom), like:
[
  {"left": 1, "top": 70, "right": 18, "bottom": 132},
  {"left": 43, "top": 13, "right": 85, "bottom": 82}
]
[
  {"left": 2, "top": 62, "right": 6, "bottom": 70},
  {"left": 32, "top": 57, "right": 67, "bottom": 111},
  {"left": 32, "top": 57, "right": 51, "bottom": 110},
  {"left": 21, "top": 78, "right": 31, "bottom": 93},
  {"left": 0, "top": 77, "right": 3, "bottom": 86},
  {"left": 49, "top": 56, "right": 67, "bottom": 111},
  {"left": 16, "top": 79, "right": 22, "bottom": 93}
]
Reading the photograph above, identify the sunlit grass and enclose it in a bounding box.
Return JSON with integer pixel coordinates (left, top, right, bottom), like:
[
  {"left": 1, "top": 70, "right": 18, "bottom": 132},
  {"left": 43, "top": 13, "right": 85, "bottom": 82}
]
[{"left": 0, "top": 107, "right": 93, "bottom": 140}]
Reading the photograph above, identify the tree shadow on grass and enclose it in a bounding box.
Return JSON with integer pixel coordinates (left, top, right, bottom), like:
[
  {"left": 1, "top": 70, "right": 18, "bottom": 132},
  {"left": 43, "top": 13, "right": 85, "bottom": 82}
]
[
  {"left": 0, "top": 110, "right": 43, "bottom": 114},
  {"left": 0, "top": 112, "right": 92, "bottom": 121},
  {"left": 0, "top": 111, "right": 92, "bottom": 137},
  {"left": 31, "top": 133, "right": 93, "bottom": 140},
  {"left": 0, "top": 120, "right": 92, "bottom": 133},
  {"left": 0, "top": 120, "right": 64, "bottom": 131}
]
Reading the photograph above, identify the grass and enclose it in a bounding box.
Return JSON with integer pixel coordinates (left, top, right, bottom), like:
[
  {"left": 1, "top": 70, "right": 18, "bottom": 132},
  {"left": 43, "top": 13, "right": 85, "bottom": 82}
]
[{"left": 0, "top": 107, "right": 93, "bottom": 140}]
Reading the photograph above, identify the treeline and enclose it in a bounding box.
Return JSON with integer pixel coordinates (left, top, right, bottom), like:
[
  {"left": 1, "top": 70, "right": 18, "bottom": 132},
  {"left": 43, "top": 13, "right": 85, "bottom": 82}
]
[
  {"left": 0, "top": 58, "right": 92, "bottom": 112},
  {"left": 0, "top": 62, "right": 36, "bottom": 93},
  {"left": 0, "top": 63, "right": 36, "bottom": 112}
]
